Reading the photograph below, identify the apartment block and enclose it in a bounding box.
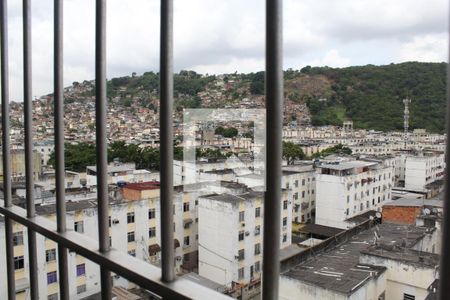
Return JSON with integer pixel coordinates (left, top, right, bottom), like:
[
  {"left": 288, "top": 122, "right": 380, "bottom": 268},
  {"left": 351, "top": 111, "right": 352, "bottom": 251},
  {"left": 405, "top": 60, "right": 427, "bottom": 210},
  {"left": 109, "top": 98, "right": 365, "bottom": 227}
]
[
  {"left": 315, "top": 158, "right": 394, "bottom": 229},
  {"left": 198, "top": 189, "right": 291, "bottom": 287}
]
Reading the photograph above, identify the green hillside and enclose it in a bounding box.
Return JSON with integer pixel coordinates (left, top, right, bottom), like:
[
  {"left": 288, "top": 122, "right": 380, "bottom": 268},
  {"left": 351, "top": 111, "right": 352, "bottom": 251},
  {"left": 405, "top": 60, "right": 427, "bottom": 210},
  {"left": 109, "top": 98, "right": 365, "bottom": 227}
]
[{"left": 301, "top": 62, "right": 447, "bottom": 132}]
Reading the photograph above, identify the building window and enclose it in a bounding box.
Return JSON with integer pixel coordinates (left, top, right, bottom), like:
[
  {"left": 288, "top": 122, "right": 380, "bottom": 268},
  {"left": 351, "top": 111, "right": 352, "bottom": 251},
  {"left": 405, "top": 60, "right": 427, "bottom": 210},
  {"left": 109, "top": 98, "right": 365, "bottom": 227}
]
[
  {"left": 255, "top": 225, "right": 261, "bottom": 236},
  {"left": 283, "top": 217, "right": 287, "bottom": 227},
  {"left": 302, "top": 179, "right": 305, "bottom": 186},
  {"left": 173, "top": 222, "right": 176, "bottom": 232},
  {"left": 254, "top": 243, "right": 261, "bottom": 255},
  {"left": 239, "top": 230, "right": 245, "bottom": 241},
  {"left": 127, "top": 231, "right": 135, "bottom": 243},
  {"left": 283, "top": 200, "right": 288, "bottom": 210},
  {"left": 311, "top": 189, "right": 314, "bottom": 194},
  {"left": 77, "top": 284, "right": 87, "bottom": 294},
  {"left": 255, "top": 207, "right": 261, "bottom": 218},
  {"left": 127, "top": 212, "right": 135, "bottom": 223},
  {"left": 294, "top": 180, "right": 299, "bottom": 187},
  {"left": 148, "top": 208, "right": 156, "bottom": 219},
  {"left": 403, "top": 294, "right": 415, "bottom": 300},
  {"left": 47, "top": 271, "right": 58, "bottom": 285},
  {"left": 76, "top": 263, "right": 86, "bottom": 277},
  {"left": 14, "top": 256, "right": 24, "bottom": 270},
  {"left": 13, "top": 231, "right": 24, "bottom": 246},
  {"left": 128, "top": 249, "right": 136, "bottom": 257},
  {"left": 302, "top": 191, "right": 305, "bottom": 198},
  {"left": 184, "top": 236, "right": 190, "bottom": 246},
  {"left": 255, "top": 261, "right": 261, "bottom": 272},
  {"left": 238, "top": 267, "right": 244, "bottom": 279},
  {"left": 183, "top": 202, "right": 190, "bottom": 212},
  {"left": 238, "top": 249, "right": 245, "bottom": 260},
  {"left": 283, "top": 234, "right": 287, "bottom": 243},
  {"left": 74, "top": 221, "right": 84, "bottom": 233},
  {"left": 149, "top": 227, "right": 156, "bottom": 238},
  {"left": 108, "top": 216, "right": 111, "bottom": 227},
  {"left": 239, "top": 211, "right": 245, "bottom": 222},
  {"left": 46, "top": 249, "right": 57, "bottom": 262}
]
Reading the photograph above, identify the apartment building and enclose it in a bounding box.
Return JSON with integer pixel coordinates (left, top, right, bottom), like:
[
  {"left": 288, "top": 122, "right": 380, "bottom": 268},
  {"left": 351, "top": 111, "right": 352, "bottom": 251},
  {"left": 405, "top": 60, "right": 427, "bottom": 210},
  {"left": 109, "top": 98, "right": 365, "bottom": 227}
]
[
  {"left": 0, "top": 149, "right": 42, "bottom": 182},
  {"left": 86, "top": 162, "right": 156, "bottom": 187},
  {"left": 404, "top": 151, "right": 445, "bottom": 192},
  {"left": 315, "top": 158, "right": 394, "bottom": 229},
  {"left": 281, "top": 164, "right": 316, "bottom": 223},
  {"left": 198, "top": 189, "right": 291, "bottom": 288},
  {"left": 0, "top": 200, "right": 100, "bottom": 300}
]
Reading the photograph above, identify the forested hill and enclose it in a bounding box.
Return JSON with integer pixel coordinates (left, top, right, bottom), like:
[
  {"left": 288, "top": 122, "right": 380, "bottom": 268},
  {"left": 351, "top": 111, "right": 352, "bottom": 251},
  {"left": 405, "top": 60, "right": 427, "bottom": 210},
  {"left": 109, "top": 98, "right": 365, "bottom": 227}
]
[
  {"left": 298, "top": 62, "right": 447, "bottom": 132},
  {"left": 65, "top": 62, "right": 447, "bottom": 133}
]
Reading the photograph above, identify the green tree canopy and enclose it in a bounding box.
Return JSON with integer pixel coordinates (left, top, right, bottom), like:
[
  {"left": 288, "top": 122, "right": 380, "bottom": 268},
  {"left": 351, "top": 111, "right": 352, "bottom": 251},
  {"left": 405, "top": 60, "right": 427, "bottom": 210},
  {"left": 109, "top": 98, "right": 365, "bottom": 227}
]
[{"left": 282, "top": 142, "right": 306, "bottom": 165}]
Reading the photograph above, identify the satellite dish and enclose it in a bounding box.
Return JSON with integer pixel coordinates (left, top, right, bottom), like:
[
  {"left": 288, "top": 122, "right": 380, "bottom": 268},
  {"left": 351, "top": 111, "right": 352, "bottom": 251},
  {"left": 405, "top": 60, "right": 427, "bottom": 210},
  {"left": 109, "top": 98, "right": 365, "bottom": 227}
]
[
  {"left": 423, "top": 208, "right": 431, "bottom": 215},
  {"left": 375, "top": 212, "right": 382, "bottom": 219}
]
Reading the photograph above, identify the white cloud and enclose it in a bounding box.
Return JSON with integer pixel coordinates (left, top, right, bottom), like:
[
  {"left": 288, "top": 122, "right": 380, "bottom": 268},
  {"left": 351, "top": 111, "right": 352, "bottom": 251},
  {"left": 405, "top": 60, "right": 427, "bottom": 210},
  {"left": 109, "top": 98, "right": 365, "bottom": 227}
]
[
  {"left": 397, "top": 33, "right": 448, "bottom": 62},
  {"left": 2, "top": 0, "right": 448, "bottom": 100},
  {"left": 307, "top": 50, "right": 351, "bottom": 68}
]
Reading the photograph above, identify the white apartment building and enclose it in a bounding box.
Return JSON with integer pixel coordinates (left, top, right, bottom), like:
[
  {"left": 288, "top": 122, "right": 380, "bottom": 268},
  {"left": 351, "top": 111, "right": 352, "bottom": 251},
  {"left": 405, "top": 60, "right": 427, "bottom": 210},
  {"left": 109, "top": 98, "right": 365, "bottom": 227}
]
[
  {"left": 281, "top": 164, "right": 316, "bottom": 223},
  {"left": 86, "top": 162, "right": 156, "bottom": 187},
  {"left": 404, "top": 151, "right": 445, "bottom": 191},
  {"left": 198, "top": 190, "right": 292, "bottom": 287},
  {"left": 315, "top": 158, "right": 394, "bottom": 229},
  {"left": 34, "top": 140, "right": 55, "bottom": 166}
]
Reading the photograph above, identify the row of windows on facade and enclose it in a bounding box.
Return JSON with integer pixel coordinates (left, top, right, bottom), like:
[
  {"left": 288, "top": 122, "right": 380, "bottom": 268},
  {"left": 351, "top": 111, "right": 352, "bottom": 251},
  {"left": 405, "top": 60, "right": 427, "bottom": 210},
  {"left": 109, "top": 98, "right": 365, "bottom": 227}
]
[
  {"left": 293, "top": 190, "right": 314, "bottom": 200},
  {"left": 238, "top": 261, "right": 261, "bottom": 280},
  {"left": 239, "top": 202, "right": 288, "bottom": 222},
  {"left": 286, "top": 177, "right": 315, "bottom": 190},
  {"left": 14, "top": 255, "right": 85, "bottom": 278}
]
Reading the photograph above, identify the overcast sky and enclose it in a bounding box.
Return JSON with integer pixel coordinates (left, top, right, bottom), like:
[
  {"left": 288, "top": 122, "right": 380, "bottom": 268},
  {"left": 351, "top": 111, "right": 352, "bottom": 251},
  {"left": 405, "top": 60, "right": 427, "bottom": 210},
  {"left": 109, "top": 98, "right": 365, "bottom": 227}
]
[{"left": 3, "top": 0, "right": 449, "bottom": 101}]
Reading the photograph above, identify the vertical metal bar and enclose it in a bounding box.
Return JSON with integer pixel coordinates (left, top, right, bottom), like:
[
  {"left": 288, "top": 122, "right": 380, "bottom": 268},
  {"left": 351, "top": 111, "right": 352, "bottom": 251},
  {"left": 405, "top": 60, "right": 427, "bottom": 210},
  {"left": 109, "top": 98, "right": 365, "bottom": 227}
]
[
  {"left": 0, "top": 1, "right": 16, "bottom": 299},
  {"left": 23, "top": 0, "right": 39, "bottom": 298},
  {"left": 438, "top": 6, "right": 450, "bottom": 299},
  {"left": 160, "top": 0, "right": 174, "bottom": 282},
  {"left": 95, "top": 0, "right": 112, "bottom": 298},
  {"left": 263, "top": 0, "right": 283, "bottom": 299},
  {"left": 54, "top": 0, "right": 69, "bottom": 298}
]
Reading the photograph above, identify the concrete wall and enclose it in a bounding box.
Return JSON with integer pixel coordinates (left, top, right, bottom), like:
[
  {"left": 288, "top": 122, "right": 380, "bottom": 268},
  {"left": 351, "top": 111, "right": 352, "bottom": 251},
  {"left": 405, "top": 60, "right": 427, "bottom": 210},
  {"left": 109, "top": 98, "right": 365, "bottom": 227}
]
[{"left": 360, "top": 254, "right": 438, "bottom": 300}]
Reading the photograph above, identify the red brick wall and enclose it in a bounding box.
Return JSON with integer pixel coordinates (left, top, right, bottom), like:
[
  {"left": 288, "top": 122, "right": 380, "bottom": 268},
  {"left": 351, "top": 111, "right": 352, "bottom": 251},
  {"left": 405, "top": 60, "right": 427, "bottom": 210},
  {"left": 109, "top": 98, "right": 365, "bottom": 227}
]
[{"left": 382, "top": 206, "right": 422, "bottom": 224}]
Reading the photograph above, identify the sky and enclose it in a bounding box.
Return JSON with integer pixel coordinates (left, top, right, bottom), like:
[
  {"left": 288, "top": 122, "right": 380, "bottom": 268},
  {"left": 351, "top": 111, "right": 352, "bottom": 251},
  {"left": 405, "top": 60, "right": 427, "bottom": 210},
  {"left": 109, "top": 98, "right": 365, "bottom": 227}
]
[{"left": 3, "top": 0, "right": 449, "bottom": 101}]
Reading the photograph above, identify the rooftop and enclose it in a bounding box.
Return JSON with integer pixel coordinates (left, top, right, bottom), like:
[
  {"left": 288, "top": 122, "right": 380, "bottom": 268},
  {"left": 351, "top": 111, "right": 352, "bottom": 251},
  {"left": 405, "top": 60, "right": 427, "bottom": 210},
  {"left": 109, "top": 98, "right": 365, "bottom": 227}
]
[
  {"left": 123, "top": 181, "right": 160, "bottom": 191},
  {"left": 282, "top": 223, "right": 431, "bottom": 295},
  {"left": 383, "top": 198, "right": 443, "bottom": 208}
]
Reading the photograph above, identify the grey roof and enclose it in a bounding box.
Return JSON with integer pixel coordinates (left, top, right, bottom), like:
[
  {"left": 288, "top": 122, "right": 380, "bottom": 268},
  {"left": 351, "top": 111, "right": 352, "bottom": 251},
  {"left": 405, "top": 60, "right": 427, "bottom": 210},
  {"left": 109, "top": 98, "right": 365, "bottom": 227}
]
[
  {"left": 299, "top": 224, "right": 344, "bottom": 238},
  {"left": 200, "top": 193, "right": 244, "bottom": 204},
  {"left": 282, "top": 223, "right": 431, "bottom": 295},
  {"left": 361, "top": 246, "right": 440, "bottom": 268},
  {"left": 383, "top": 198, "right": 444, "bottom": 208},
  {"left": 36, "top": 200, "right": 97, "bottom": 215},
  {"left": 319, "top": 161, "right": 376, "bottom": 171}
]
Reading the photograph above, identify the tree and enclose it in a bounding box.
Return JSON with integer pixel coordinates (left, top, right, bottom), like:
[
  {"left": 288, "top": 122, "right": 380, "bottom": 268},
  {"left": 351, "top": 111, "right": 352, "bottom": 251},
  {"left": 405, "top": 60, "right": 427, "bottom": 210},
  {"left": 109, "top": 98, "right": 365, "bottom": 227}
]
[
  {"left": 313, "top": 144, "right": 352, "bottom": 158},
  {"left": 282, "top": 142, "right": 305, "bottom": 165},
  {"left": 49, "top": 143, "right": 97, "bottom": 172}
]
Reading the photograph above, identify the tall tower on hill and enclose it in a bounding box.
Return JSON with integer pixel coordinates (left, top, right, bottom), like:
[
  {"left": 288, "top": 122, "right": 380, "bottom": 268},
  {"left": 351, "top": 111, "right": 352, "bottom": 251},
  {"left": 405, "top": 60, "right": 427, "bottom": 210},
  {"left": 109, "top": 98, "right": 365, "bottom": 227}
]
[{"left": 403, "top": 98, "right": 411, "bottom": 148}]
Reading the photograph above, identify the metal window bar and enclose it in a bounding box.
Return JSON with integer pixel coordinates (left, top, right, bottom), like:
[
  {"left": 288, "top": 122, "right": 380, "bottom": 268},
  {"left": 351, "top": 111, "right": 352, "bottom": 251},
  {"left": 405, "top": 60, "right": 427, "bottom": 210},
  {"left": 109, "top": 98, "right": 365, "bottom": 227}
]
[
  {"left": 94, "top": 0, "right": 113, "bottom": 298},
  {"left": 160, "top": 0, "right": 175, "bottom": 283},
  {"left": 438, "top": 6, "right": 450, "bottom": 299},
  {"left": 23, "top": 0, "right": 39, "bottom": 298},
  {"left": 53, "top": 0, "right": 70, "bottom": 298},
  {"left": 1, "top": 0, "right": 15, "bottom": 299},
  {"left": 0, "top": 0, "right": 286, "bottom": 299},
  {"left": 263, "top": 0, "right": 283, "bottom": 299}
]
